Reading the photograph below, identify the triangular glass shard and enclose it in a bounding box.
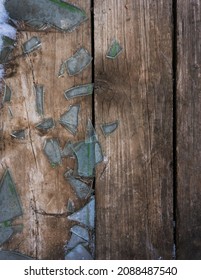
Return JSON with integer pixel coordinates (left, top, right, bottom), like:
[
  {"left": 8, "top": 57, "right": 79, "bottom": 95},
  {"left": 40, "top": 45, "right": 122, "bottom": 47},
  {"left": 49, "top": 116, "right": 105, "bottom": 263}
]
[
  {"left": 64, "top": 170, "right": 93, "bottom": 199},
  {"left": 44, "top": 138, "right": 62, "bottom": 166},
  {"left": 0, "top": 251, "right": 33, "bottom": 260},
  {"left": 0, "top": 225, "right": 13, "bottom": 245},
  {"left": 65, "top": 233, "right": 87, "bottom": 252},
  {"left": 65, "top": 244, "right": 93, "bottom": 260},
  {"left": 95, "top": 142, "right": 104, "bottom": 164},
  {"left": 10, "top": 129, "right": 26, "bottom": 139},
  {"left": 22, "top": 36, "right": 41, "bottom": 54},
  {"left": 5, "top": 0, "right": 88, "bottom": 32},
  {"left": 68, "top": 197, "right": 95, "bottom": 229},
  {"left": 34, "top": 84, "right": 44, "bottom": 116},
  {"left": 35, "top": 118, "right": 54, "bottom": 132},
  {"left": 62, "top": 141, "right": 74, "bottom": 158},
  {"left": 3, "top": 84, "right": 12, "bottom": 103},
  {"left": 67, "top": 198, "right": 75, "bottom": 214},
  {"left": 106, "top": 40, "right": 123, "bottom": 59},
  {"left": 59, "top": 105, "right": 80, "bottom": 135},
  {"left": 58, "top": 61, "right": 66, "bottom": 77},
  {"left": 64, "top": 84, "right": 94, "bottom": 100},
  {"left": 101, "top": 120, "right": 119, "bottom": 136},
  {"left": 66, "top": 48, "right": 92, "bottom": 76},
  {"left": 70, "top": 225, "right": 89, "bottom": 242},
  {"left": 85, "top": 119, "right": 98, "bottom": 143},
  {"left": 0, "top": 170, "right": 23, "bottom": 223}
]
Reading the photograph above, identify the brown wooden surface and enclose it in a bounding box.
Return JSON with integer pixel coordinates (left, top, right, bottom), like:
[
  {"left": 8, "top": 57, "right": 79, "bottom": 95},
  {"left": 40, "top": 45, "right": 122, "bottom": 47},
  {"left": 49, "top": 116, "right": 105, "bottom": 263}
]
[
  {"left": 177, "top": 0, "right": 201, "bottom": 260},
  {"left": 94, "top": 0, "right": 173, "bottom": 259},
  {"left": 0, "top": 0, "right": 92, "bottom": 259}
]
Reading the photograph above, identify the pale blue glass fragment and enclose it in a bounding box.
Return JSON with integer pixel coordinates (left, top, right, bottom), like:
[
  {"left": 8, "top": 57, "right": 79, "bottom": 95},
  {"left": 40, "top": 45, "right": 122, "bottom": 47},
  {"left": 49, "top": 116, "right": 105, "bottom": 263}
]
[
  {"left": 65, "top": 233, "right": 87, "bottom": 252},
  {"left": 59, "top": 105, "right": 80, "bottom": 135},
  {"left": 70, "top": 225, "right": 89, "bottom": 242},
  {"left": 0, "top": 251, "right": 32, "bottom": 260},
  {"left": 34, "top": 84, "right": 44, "bottom": 116},
  {"left": 22, "top": 36, "right": 41, "bottom": 54},
  {"left": 101, "top": 120, "right": 119, "bottom": 136},
  {"left": 64, "top": 84, "right": 94, "bottom": 100},
  {"left": 35, "top": 118, "right": 54, "bottom": 132},
  {"left": 65, "top": 244, "right": 93, "bottom": 260},
  {"left": 44, "top": 138, "right": 62, "bottom": 166}
]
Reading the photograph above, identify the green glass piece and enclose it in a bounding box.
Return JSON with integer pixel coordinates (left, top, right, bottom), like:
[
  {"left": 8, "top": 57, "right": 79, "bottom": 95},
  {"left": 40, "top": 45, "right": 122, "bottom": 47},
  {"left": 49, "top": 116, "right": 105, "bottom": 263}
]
[{"left": 106, "top": 40, "right": 122, "bottom": 59}]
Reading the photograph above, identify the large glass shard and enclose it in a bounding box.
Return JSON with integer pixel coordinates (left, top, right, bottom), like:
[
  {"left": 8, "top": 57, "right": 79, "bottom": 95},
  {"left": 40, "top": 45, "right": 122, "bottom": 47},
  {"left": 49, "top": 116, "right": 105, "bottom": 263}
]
[
  {"left": 65, "top": 233, "right": 87, "bottom": 252},
  {"left": 66, "top": 48, "right": 92, "bottom": 76},
  {"left": 65, "top": 244, "right": 93, "bottom": 260},
  {"left": 59, "top": 105, "right": 80, "bottom": 135},
  {"left": 35, "top": 118, "right": 54, "bottom": 132},
  {"left": 0, "top": 251, "right": 32, "bottom": 260},
  {"left": 70, "top": 225, "right": 89, "bottom": 242},
  {"left": 0, "top": 225, "right": 13, "bottom": 245},
  {"left": 3, "top": 84, "right": 12, "bottom": 103},
  {"left": 0, "top": 170, "right": 23, "bottom": 223},
  {"left": 106, "top": 40, "right": 123, "bottom": 59},
  {"left": 5, "top": 0, "right": 87, "bottom": 32},
  {"left": 68, "top": 197, "right": 95, "bottom": 229},
  {"left": 44, "top": 138, "right": 61, "bottom": 166},
  {"left": 34, "top": 84, "right": 44, "bottom": 116},
  {"left": 101, "top": 120, "right": 119, "bottom": 136},
  {"left": 22, "top": 36, "right": 41, "bottom": 54},
  {"left": 64, "top": 84, "right": 94, "bottom": 100},
  {"left": 64, "top": 170, "right": 93, "bottom": 199},
  {"left": 10, "top": 129, "right": 26, "bottom": 140}
]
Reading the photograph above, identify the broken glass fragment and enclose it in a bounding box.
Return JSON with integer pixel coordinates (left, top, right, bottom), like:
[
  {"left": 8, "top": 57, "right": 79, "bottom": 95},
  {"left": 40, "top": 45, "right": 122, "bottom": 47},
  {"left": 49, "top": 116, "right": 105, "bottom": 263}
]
[
  {"left": 0, "top": 251, "right": 33, "bottom": 260},
  {"left": 64, "top": 170, "right": 93, "bottom": 199},
  {"left": 44, "top": 138, "right": 61, "bottom": 166},
  {"left": 34, "top": 84, "right": 44, "bottom": 116},
  {"left": 106, "top": 40, "right": 123, "bottom": 59},
  {"left": 0, "top": 169, "right": 23, "bottom": 223},
  {"left": 65, "top": 244, "right": 93, "bottom": 260},
  {"left": 70, "top": 225, "right": 89, "bottom": 242},
  {"left": 85, "top": 119, "right": 98, "bottom": 143},
  {"left": 8, "top": 107, "right": 13, "bottom": 119},
  {"left": 35, "top": 118, "right": 54, "bottom": 132},
  {"left": 10, "top": 129, "right": 26, "bottom": 140},
  {"left": 0, "top": 225, "right": 13, "bottom": 245},
  {"left": 95, "top": 142, "right": 104, "bottom": 164},
  {"left": 66, "top": 48, "right": 92, "bottom": 76},
  {"left": 22, "top": 36, "right": 41, "bottom": 54},
  {"left": 0, "top": 37, "right": 16, "bottom": 64},
  {"left": 65, "top": 233, "right": 88, "bottom": 252},
  {"left": 59, "top": 105, "right": 80, "bottom": 135},
  {"left": 64, "top": 84, "right": 94, "bottom": 100},
  {"left": 58, "top": 61, "right": 66, "bottom": 77},
  {"left": 62, "top": 141, "right": 74, "bottom": 158},
  {"left": 101, "top": 120, "right": 119, "bottom": 136},
  {"left": 3, "top": 84, "right": 12, "bottom": 103},
  {"left": 68, "top": 197, "right": 95, "bottom": 229},
  {"left": 5, "top": 0, "right": 87, "bottom": 32},
  {"left": 67, "top": 198, "right": 75, "bottom": 214}
]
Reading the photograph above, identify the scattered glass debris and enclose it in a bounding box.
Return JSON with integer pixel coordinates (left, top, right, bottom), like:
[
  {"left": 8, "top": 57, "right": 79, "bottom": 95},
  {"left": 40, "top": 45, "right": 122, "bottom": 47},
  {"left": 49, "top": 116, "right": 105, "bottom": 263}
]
[
  {"left": 64, "top": 170, "right": 93, "bottom": 199},
  {"left": 66, "top": 48, "right": 92, "bottom": 76},
  {"left": 44, "top": 138, "right": 62, "bottom": 166},
  {"left": 10, "top": 129, "right": 26, "bottom": 139},
  {"left": 67, "top": 198, "right": 75, "bottom": 214},
  {"left": 34, "top": 84, "right": 44, "bottom": 116},
  {"left": 62, "top": 140, "right": 74, "bottom": 158},
  {"left": 5, "top": 0, "right": 88, "bottom": 32},
  {"left": 59, "top": 105, "right": 80, "bottom": 135},
  {"left": 22, "top": 36, "right": 41, "bottom": 54},
  {"left": 35, "top": 118, "right": 54, "bottom": 132},
  {"left": 101, "top": 120, "right": 119, "bottom": 136},
  {"left": 3, "top": 84, "right": 12, "bottom": 103},
  {"left": 106, "top": 40, "right": 123, "bottom": 59},
  {"left": 65, "top": 233, "right": 88, "bottom": 252},
  {"left": 70, "top": 225, "right": 89, "bottom": 242},
  {"left": 0, "top": 169, "right": 23, "bottom": 223},
  {"left": 65, "top": 244, "right": 93, "bottom": 260},
  {"left": 0, "top": 251, "right": 32, "bottom": 260},
  {"left": 0, "top": 224, "right": 13, "bottom": 245},
  {"left": 64, "top": 84, "right": 94, "bottom": 100},
  {"left": 68, "top": 197, "right": 95, "bottom": 229}
]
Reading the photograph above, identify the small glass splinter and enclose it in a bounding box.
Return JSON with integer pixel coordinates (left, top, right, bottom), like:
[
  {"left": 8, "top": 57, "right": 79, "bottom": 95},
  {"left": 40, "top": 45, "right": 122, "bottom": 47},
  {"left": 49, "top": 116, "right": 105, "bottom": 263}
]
[
  {"left": 101, "top": 120, "right": 119, "bottom": 136},
  {"left": 34, "top": 84, "right": 44, "bottom": 116},
  {"left": 106, "top": 40, "right": 122, "bottom": 59},
  {"left": 22, "top": 36, "right": 41, "bottom": 54}
]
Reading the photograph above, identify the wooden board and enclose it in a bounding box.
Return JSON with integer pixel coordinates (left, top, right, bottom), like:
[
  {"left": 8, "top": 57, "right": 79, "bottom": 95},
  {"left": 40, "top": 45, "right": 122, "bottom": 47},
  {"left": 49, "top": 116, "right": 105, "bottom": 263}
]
[
  {"left": 177, "top": 0, "right": 201, "bottom": 260},
  {"left": 94, "top": 0, "right": 173, "bottom": 259},
  {"left": 0, "top": 0, "right": 92, "bottom": 260}
]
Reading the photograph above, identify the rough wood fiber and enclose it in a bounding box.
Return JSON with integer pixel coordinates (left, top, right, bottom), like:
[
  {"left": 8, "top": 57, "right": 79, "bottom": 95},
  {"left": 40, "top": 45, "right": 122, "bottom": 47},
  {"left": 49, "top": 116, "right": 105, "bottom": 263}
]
[
  {"left": 0, "top": 0, "right": 92, "bottom": 259},
  {"left": 177, "top": 0, "right": 201, "bottom": 260},
  {"left": 94, "top": 0, "right": 173, "bottom": 259}
]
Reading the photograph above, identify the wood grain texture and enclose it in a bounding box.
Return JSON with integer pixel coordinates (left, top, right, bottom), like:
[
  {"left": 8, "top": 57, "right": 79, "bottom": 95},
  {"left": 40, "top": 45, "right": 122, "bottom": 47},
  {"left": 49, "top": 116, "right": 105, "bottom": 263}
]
[
  {"left": 0, "top": 0, "right": 92, "bottom": 259},
  {"left": 177, "top": 0, "right": 201, "bottom": 260},
  {"left": 94, "top": 0, "right": 173, "bottom": 259}
]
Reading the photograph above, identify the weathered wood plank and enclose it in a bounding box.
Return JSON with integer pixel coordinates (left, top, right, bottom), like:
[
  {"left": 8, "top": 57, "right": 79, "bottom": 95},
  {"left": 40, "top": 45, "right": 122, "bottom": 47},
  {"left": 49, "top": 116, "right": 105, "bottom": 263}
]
[
  {"left": 177, "top": 0, "right": 201, "bottom": 260},
  {"left": 0, "top": 0, "right": 92, "bottom": 259},
  {"left": 94, "top": 0, "right": 173, "bottom": 259}
]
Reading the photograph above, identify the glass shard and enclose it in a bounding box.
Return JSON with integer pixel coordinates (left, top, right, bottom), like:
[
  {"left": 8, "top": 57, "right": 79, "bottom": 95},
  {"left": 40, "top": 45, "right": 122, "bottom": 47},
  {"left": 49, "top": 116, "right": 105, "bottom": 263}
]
[
  {"left": 35, "top": 118, "right": 54, "bottom": 132},
  {"left": 106, "top": 40, "right": 123, "bottom": 59},
  {"left": 101, "top": 120, "right": 119, "bottom": 136},
  {"left": 22, "top": 36, "right": 41, "bottom": 54},
  {"left": 5, "top": 0, "right": 87, "bottom": 32},
  {"left": 3, "top": 84, "right": 12, "bottom": 103},
  {"left": 58, "top": 61, "right": 66, "bottom": 77},
  {"left": 34, "top": 84, "right": 44, "bottom": 116},
  {"left": 44, "top": 138, "right": 62, "bottom": 166},
  {"left": 65, "top": 233, "right": 87, "bottom": 252},
  {"left": 0, "top": 37, "right": 15, "bottom": 64},
  {"left": 95, "top": 142, "right": 104, "bottom": 164},
  {"left": 59, "top": 105, "right": 80, "bottom": 135},
  {"left": 66, "top": 48, "right": 92, "bottom": 76},
  {"left": 64, "top": 84, "right": 94, "bottom": 100},
  {"left": 0, "top": 225, "right": 13, "bottom": 245},
  {"left": 68, "top": 197, "right": 95, "bottom": 229},
  {"left": 67, "top": 198, "right": 75, "bottom": 214},
  {"left": 65, "top": 244, "right": 93, "bottom": 260},
  {"left": 62, "top": 141, "right": 74, "bottom": 158},
  {"left": 64, "top": 170, "right": 93, "bottom": 199},
  {"left": 70, "top": 225, "right": 89, "bottom": 242},
  {"left": 85, "top": 119, "right": 98, "bottom": 143},
  {"left": 0, "top": 170, "right": 23, "bottom": 223},
  {"left": 0, "top": 251, "right": 32, "bottom": 260},
  {"left": 10, "top": 129, "right": 26, "bottom": 139}
]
